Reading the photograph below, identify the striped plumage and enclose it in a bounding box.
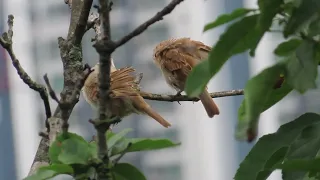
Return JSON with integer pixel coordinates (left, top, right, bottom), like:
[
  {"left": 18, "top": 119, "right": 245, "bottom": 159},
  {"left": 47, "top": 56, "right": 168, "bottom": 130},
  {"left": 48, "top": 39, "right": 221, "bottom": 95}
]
[
  {"left": 82, "top": 62, "right": 171, "bottom": 128},
  {"left": 153, "top": 37, "right": 220, "bottom": 117}
]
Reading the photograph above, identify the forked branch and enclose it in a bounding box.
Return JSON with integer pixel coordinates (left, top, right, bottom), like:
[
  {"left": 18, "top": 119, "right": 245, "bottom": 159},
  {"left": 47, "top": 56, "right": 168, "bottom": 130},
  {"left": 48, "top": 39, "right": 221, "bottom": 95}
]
[{"left": 0, "top": 15, "right": 52, "bottom": 129}]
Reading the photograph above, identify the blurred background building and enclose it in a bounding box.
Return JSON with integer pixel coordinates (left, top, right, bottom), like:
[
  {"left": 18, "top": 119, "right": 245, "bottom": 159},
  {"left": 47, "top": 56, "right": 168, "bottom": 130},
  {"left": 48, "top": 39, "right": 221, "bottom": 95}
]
[{"left": 0, "top": 0, "right": 316, "bottom": 179}]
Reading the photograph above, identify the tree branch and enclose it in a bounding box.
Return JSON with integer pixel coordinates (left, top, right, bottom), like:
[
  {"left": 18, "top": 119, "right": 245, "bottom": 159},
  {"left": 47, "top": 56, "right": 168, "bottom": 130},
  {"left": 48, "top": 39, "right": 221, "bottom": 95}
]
[
  {"left": 92, "top": 1, "right": 113, "bottom": 179},
  {"left": 113, "top": 0, "right": 184, "bottom": 48},
  {"left": 0, "top": 15, "right": 52, "bottom": 130},
  {"left": 0, "top": 15, "right": 57, "bottom": 177},
  {"left": 43, "top": 74, "right": 60, "bottom": 105},
  {"left": 27, "top": 0, "right": 93, "bottom": 176},
  {"left": 140, "top": 89, "right": 244, "bottom": 102},
  {"left": 87, "top": 0, "right": 185, "bottom": 49}
]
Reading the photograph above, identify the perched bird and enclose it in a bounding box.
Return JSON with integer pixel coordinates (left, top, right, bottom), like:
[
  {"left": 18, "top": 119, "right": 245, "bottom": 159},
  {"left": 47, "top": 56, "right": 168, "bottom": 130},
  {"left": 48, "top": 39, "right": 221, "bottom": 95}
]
[
  {"left": 81, "top": 60, "right": 171, "bottom": 128},
  {"left": 153, "top": 37, "right": 220, "bottom": 118}
]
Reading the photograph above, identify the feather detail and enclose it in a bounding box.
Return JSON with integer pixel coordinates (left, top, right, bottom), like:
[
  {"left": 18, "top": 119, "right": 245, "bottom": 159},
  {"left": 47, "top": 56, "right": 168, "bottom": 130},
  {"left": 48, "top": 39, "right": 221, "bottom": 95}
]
[
  {"left": 153, "top": 37, "right": 220, "bottom": 118},
  {"left": 82, "top": 64, "right": 171, "bottom": 127}
]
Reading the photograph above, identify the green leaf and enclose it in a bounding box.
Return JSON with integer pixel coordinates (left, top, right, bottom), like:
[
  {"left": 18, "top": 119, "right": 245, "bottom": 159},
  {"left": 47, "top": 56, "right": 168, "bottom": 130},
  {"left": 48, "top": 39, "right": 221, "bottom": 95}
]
[
  {"left": 185, "top": 59, "right": 211, "bottom": 97},
  {"left": 275, "top": 158, "right": 320, "bottom": 172},
  {"left": 308, "top": 15, "right": 320, "bottom": 37},
  {"left": 106, "top": 129, "right": 180, "bottom": 157},
  {"left": 307, "top": 171, "right": 320, "bottom": 180},
  {"left": 236, "top": 63, "right": 292, "bottom": 141},
  {"left": 24, "top": 164, "right": 73, "bottom": 180},
  {"left": 235, "top": 113, "right": 320, "bottom": 180},
  {"left": 112, "top": 163, "right": 146, "bottom": 180},
  {"left": 284, "top": 0, "right": 320, "bottom": 37},
  {"left": 58, "top": 137, "right": 95, "bottom": 165},
  {"left": 49, "top": 138, "right": 63, "bottom": 164},
  {"left": 128, "top": 138, "right": 180, "bottom": 152},
  {"left": 110, "top": 139, "right": 132, "bottom": 157},
  {"left": 282, "top": 122, "right": 320, "bottom": 180},
  {"left": 257, "top": 0, "right": 284, "bottom": 30},
  {"left": 249, "top": 0, "right": 284, "bottom": 56},
  {"left": 256, "top": 147, "right": 289, "bottom": 180},
  {"left": 186, "top": 14, "right": 262, "bottom": 97},
  {"left": 49, "top": 133, "right": 88, "bottom": 164},
  {"left": 49, "top": 133, "right": 97, "bottom": 165},
  {"left": 106, "top": 130, "right": 115, "bottom": 140},
  {"left": 203, "top": 8, "right": 255, "bottom": 32},
  {"left": 209, "top": 14, "right": 259, "bottom": 73},
  {"left": 286, "top": 39, "right": 318, "bottom": 93},
  {"left": 107, "top": 128, "right": 132, "bottom": 150},
  {"left": 274, "top": 39, "right": 302, "bottom": 56},
  {"left": 111, "top": 138, "right": 180, "bottom": 156}
]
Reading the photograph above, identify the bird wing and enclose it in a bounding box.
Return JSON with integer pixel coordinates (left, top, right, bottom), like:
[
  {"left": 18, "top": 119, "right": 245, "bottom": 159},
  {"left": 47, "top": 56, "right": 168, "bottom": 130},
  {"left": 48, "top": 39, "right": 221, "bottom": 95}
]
[
  {"left": 155, "top": 38, "right": 212, "bottom": 71},
  {"left": 174, "top": 38, "right": 211, "bottom": 63},
  {"left": 188, "top": 39, "right": 212, "bottom": 60},
  {"left": 110, "top": 67, "right": 140, "bottom": 98}
]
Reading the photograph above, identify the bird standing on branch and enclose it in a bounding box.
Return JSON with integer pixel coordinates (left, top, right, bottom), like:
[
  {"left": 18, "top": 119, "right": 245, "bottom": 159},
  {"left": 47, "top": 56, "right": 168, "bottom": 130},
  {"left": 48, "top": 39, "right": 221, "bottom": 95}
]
[
  {"left": 153, "top": 37, "right": 220, "bottom": 118},
  {"left": 81, "top": 60, "right": 171, "bottom": 128}
]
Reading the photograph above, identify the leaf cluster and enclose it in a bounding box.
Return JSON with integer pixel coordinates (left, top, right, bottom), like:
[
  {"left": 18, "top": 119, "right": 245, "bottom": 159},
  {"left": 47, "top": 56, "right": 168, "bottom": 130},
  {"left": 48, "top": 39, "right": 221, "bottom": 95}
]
[
  {"left": 184, "top": 0, "right": 320, "bottom": 179},
  {"left": 24, "top": 129, "right": 180, "bottom": 180}
]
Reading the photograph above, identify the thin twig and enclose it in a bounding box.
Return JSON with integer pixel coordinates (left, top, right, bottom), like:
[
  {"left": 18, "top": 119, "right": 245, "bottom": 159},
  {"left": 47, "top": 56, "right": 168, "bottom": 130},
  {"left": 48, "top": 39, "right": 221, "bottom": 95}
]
[
  {"left": 88, "top": 0, "right": 185, "bottom": 50},
  {"left": 113, "top": 143, "right": 132, "bottom": 165},
  {"left": 113, "top": 0, "right": 184, "bottom": 48},
  {"left": 0, "top": 15, "right": 52, "bottom": 130},
  {"left": 43, "top": 73, "right": 70, "bottom": 134},
  {"left": 140, "top": 89, "right": 244, "bottom": 102},
  {"left": 43, "top": 74, "right": 61, "bottom": 105}
]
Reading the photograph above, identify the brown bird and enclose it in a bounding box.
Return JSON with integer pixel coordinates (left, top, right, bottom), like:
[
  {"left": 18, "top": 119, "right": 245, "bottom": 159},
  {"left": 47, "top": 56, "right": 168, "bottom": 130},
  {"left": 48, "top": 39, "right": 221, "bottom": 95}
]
[
  {"left": 81, "top": 61, "right": 171, "bottom": 128},
  {"left": 153, "top": 37, "right": 220, "bottom": 118}
]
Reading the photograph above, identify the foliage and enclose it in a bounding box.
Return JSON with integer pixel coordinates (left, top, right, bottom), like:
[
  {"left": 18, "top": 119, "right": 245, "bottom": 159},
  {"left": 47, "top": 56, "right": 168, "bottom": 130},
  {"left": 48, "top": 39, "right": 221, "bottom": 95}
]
[
  {"left": 185, "top": 0, "right": 320, "bottom": 179},
  {"left": 24, "top": 130, "right": 179, "bottom": 180}
]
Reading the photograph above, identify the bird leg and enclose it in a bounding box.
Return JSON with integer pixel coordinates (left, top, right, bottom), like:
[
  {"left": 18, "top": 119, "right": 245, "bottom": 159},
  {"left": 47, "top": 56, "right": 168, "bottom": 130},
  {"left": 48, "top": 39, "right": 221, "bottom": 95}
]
[{"left": 174, "top": 90, "right": 183, "bottom": 105}]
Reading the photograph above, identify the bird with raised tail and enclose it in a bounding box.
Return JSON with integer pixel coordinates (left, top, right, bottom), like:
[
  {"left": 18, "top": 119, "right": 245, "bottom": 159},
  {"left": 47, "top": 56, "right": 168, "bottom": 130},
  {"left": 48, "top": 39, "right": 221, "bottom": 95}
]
[
  {"left": 81, "top": 61, "right": 171, "bottom": 128},
  {"left": 153, "top": 37, "right": 220, "bottom": 118}
]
